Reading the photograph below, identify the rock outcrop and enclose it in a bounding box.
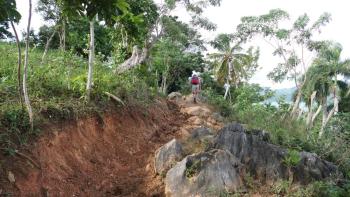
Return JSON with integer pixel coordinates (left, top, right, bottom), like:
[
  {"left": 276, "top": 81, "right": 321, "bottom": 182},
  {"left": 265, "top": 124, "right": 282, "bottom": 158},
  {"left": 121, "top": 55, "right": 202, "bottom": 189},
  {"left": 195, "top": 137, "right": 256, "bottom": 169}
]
[
  {"left": 189, "top": 127, "right": 214, "bottom": 142},
  {"left": 213, "top": 123, "right": 340, "bottom": 184},
  {"left": 154, "top": 139, "right": 183, "bottom": 175},
  {"left": 165, "top": 149, "right": 242, "bottom": 197},
  {"left": 160, "top": 123, "right": 342, "bottom": 196},
  {"left": 167, "top": 92, "right": 182, "bottom": 101}
]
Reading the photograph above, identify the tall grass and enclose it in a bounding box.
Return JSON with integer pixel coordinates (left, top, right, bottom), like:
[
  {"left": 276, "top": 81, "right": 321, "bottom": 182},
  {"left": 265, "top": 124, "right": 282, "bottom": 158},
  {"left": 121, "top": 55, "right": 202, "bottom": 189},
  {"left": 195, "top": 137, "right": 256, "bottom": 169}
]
[{"left": 0, "top": 42, "right": 156, "bottom": 151}]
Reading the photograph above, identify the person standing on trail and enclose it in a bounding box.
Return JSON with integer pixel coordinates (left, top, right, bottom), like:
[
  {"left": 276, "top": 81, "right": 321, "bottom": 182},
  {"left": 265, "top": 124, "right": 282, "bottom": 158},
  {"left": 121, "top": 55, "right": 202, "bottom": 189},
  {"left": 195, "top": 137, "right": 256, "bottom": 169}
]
[{"left": 189, "top": 71, "right": 201, "bottom": 103}]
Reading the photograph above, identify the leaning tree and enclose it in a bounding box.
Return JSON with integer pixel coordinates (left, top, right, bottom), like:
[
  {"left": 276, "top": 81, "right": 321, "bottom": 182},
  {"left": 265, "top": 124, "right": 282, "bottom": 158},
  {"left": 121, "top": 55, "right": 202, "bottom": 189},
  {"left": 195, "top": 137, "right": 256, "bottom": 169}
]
[{"left": 303, "top": 41, "right": 350, "bottom": 136}]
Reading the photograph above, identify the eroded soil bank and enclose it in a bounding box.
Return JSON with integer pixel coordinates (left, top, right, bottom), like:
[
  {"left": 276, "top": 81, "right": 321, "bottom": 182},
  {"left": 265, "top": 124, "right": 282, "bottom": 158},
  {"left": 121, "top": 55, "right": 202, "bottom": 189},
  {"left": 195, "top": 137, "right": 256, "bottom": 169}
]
[{"left": 0, "top": 99, "right": 187, "bottom": 196}]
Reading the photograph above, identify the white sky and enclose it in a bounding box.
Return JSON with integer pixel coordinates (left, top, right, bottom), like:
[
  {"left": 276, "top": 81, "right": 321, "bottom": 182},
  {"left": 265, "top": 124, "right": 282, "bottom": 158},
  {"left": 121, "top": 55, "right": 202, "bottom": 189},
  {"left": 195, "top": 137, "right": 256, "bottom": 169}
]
[{"left": 15, "top": 0, "right": 350, "bottom": 89}]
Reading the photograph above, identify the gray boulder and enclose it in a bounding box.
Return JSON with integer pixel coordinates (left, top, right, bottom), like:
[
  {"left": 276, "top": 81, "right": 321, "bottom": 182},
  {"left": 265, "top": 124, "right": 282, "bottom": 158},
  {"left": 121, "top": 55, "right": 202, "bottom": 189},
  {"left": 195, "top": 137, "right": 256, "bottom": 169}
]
[
  {"left": 167, "top": 92, "right": 182, "bottom": 101},
  {"left": 294, "top": 151, "right": 340, "bottom": 184},
  {"left": 213, "top": 123, "right": 341, "bottom": 183},
  {"left": 154, "top": 139, "right": 183, "bottom": 175},
  {"left": 165, "top": 149, "right": 242, "bottom": 197},
  {"left": 189, "top": 127, "right": 214, "bottom": 142}
]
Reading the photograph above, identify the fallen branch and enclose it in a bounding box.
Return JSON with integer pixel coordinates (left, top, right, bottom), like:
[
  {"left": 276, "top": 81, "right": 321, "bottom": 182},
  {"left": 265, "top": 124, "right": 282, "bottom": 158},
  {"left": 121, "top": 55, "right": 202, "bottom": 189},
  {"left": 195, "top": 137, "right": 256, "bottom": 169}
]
[{"left": 104, "top": 92, "right": 125, "bottom": 106}]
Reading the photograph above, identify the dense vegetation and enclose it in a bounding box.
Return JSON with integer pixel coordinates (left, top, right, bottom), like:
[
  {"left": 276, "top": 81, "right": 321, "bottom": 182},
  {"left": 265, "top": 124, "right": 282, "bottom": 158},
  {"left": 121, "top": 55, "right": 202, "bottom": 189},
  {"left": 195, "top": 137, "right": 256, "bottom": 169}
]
[{"left": 1, "top": 0, "right": 349, "bottom": 196}]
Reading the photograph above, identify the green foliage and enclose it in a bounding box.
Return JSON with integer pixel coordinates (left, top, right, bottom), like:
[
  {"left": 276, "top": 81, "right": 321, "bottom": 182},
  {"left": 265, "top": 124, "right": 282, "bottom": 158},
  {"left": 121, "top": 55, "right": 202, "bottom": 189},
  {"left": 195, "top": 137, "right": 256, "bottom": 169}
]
[
  {"left": 267, "top": 180, "right": 350, "bottom": 197},
  {"left": 185, "top": 159, "right": 201, "bottom": 178},
  {"left": 243, "top": 172, "right": 255, "bottom": 190},
  {"left": 283, "top": 149, "right": 301, "bottom": 167},
  {"left": 204, "top": 83, "right": 311, "bottom": 150},
  {"left": 37, "top": 25, "right": 60, "bottom": 48},
  {"left": 162, "top": 0, "right": 221, "bottom": 31},
  {"left": 301, "top": 181, "right": 350, "bottom": 197},
  {"left": 203, "top": 89, "right": 234, "bottom": 117},
  {"left": 206, "top": 187, "right": 240, "bottom": 197},
  {"left": 209, "top": 34, "right": 260, "bottom": 87},
  {"left": 338, "top": 82, "right": 350, "bottom": 113},
  {"left": 112, "top": 0, "right": 158, "bottom": 46},
  {"left": 149, "top": 24, "right": 205, "bottom": 94},
  {"left": 0, "top": 0, "right": 21, "bottom": 39},
  {"left": 36, "top": 0, "right": 61, "bottom": 23},
  {"left": 0, "top": 42, "right": 156, "bottom": 151},
  {"left": 36, "top": 18, "right": 115, "bottom": 57},
  {"left": 58, "top": 0, "right": 129, "bottom": 24},
  {"left": 160, "top": 16, "right": 204, "bottom": 49},
  {"left": 210, "top": 33, "right": 234, "bottom": 52},
  {"left": 322, "top": 112, "right": 350, "bottom": 179},
  {"left": 200, "top": 72, "right": 223, "bottom": 94},
  {"left": 271, "top": 180, "right": 292, "bottom": 196},
  {"left": 0, "top": 106, "right": 31, "bottom": 150},
  {"left": 236, "top": 9, "right": 331, "bottom": 86},
  {"left": 65, "top": 18, "right": 113, "bottom": 57}
]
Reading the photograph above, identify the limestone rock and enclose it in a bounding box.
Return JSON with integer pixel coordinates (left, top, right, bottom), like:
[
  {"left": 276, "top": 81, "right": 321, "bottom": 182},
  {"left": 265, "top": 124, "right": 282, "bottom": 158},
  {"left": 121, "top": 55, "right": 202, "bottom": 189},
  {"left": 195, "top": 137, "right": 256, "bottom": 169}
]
[
  {"left": 213, "top": 123, "right": 341, "bottom": 183},
  {"left": 189, "top": 127, "right": 213, "bottom": 141},
  {"left": 154, "top": 139, "right": 183, "bottom": 175},
  {"left": 165, "top": 149, "right": 242, "bottom": 197},
  {"left": 167, "top": 92, "right": 182, "bottom": 101}
]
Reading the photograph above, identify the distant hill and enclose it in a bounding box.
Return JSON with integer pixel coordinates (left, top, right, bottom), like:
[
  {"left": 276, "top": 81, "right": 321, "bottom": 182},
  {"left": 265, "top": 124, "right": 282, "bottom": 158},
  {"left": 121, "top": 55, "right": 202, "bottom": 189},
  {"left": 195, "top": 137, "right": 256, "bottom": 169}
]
[
  {"left": 272, "top": 87, "right": 297, "bottom": 102},
  {"left": 263, "top": 87, "right": 297, "bottom": 106},
  {"left": 263, "top": 87, "right": 309, "bottom": 110}
]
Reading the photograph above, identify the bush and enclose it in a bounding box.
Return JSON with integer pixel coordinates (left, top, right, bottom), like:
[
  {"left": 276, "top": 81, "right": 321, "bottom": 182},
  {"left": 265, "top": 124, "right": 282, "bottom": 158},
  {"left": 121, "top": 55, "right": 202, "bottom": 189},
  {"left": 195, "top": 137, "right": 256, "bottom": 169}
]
[
  {"left": 319, "top": 113, "right": 350, "bottom": 179},
  {"left": 0, "top": 105, "right": 31, "bottom": 152},
  {"left": 203, "top": 88, "right": 234, "bottom": 117}
]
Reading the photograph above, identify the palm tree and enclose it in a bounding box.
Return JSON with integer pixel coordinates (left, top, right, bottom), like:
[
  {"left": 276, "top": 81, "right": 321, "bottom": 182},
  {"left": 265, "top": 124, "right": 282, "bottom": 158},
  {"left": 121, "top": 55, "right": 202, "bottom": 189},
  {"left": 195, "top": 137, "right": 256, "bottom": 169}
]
[
  {"left": 208, "top": 34, "right": 259, "bottom": 99},
  {"left": 304, "top": 41, "right": 350, "bottom": 136}
]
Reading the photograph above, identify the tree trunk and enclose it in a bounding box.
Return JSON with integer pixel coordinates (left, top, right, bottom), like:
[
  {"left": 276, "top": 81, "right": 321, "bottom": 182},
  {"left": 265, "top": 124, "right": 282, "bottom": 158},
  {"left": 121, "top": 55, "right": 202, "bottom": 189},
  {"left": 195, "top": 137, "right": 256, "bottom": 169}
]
[
  {"left": 291, "top": 88, "right": 302, "bottom": 119},
  {"left": 86, "top": 20, "right": 95, "bottom": 100},
  {"left": 297, "top": 110, "right": 303, "bottom": 120},
  {"left": 58, "top": 30, "right": 62, "bottom": 49},
  {"left": 41, "top": 27, "right": 57, "bottom": 63},
  {"left": 228, "top": 60, "right": 232, "bottom": 81},
  {"left": 224, "top": 60, "right": 232, "bottom": 99},
  {"left": 161, "top": 73, "right": 167, "bottom": 94},
  {"left": 320, "top": 86, "right": 340, "bottom": 137},
  {"left": 291, "top": 77, "right": 307, "bottom": 119},
  {"left": 319, "top": 96, "right": 328, "bottom": 137},
  {"left": 58, "top": 19, "right": 66, "bottom": 51},
  {"left": 115, "top": 45, "right": 148, "bottom": 73},
  {"left": 10, "top": 21, "right": 23, "bottom": 107},
  {"left": 224, "top": 80, "right": 230, "bottom": 99},
  {"left": 306, "top": 91, "right": 317, "bottom": 128},
  {"left": 23, "top": 0, "right": 34, "bottom": 129},
  {"left": 311, "top": 105, "right": 322, "bottom": 125},
  {"left": 224, "top": 86, "right": 230, "bottom": 99},
  {"left": 62, "top": 19, "right": 66, "bottom": 51}
]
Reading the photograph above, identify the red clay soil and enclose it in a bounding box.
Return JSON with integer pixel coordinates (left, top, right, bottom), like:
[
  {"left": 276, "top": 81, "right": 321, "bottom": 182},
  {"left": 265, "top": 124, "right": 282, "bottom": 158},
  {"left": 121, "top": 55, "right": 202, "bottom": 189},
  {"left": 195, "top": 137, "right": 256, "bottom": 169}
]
[{"left": 0, "top": 99, "right": 186, "bottom": 196}]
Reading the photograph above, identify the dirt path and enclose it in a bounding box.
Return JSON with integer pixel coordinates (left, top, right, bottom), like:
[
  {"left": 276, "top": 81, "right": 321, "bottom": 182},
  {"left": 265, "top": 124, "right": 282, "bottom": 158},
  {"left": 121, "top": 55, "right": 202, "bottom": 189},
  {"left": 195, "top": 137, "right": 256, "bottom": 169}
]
[
  {"left": 0, "top": 96, "right": 224, "bottom": 196},
  {"left": 175, "top": 95, "right": 224, "bottom": 136}
]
